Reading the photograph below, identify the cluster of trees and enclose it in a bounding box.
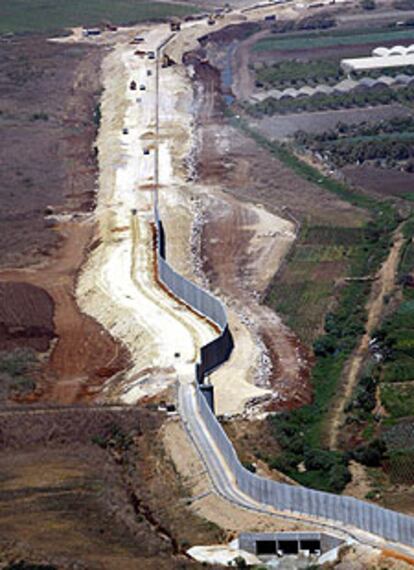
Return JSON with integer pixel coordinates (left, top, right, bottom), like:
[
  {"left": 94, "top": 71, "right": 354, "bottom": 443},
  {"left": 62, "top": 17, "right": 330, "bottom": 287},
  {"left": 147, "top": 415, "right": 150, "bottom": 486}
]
[
  {"left": 320, "top": 138, "right": 414, "bottom": 166},
  {"left": 268, "top": 412, "right": 352, "bottom": 493},
  {"left": 354, "top": 64, "right": 414, "bottom": 79},
  {"left": 350, "top": 439, "right": 387, "bottom": 467},
  {"left": 296, "top": 116, "right": 414, "bottom": 145},
  {"left": 346, "top": 373, "right": 377, "bottom": 418},
  {"left": 394, "top": 0, "right": 414, "bottom": 9},
  {"left": 256, "top": 59, "right": 342, "bottom": 89},
  {"left": 269, "top": 14, "right": 336, "bottom": 35},
  {"left": 294, "top": 116, "right": 414, "bottom": 167},
  {"left": 252, "top": 85, "right": 414, "bottom": 116}
]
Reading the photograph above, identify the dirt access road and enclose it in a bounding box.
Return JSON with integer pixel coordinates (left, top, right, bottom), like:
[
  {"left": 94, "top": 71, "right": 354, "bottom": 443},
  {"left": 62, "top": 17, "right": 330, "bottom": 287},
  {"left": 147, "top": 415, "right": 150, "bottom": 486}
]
[
  {"left": 73, "top": 8, "right": 309, "bottom": 415},
  {"left": 328, "top": 226, "right": 405, "bottom": 450}
]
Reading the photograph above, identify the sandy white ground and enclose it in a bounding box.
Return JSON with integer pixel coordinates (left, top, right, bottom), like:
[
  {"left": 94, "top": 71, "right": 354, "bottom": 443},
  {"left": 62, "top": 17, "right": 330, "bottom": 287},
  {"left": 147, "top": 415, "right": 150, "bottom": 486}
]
[
  {"left": 76, "top": 8, "right": 298, "bottom": 413},
  {"left": 188, "top": 543, "right": 261, "bottom": 566},
  {"left": 77, "top": 28, "right": 217, "bottom": 403}
]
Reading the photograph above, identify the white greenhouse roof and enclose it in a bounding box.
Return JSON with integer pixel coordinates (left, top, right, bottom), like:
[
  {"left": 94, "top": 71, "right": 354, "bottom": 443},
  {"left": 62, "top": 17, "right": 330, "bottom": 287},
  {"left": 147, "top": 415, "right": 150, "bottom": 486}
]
[{"left": 342, "top": 54, "right": 414, "bottom": 72}]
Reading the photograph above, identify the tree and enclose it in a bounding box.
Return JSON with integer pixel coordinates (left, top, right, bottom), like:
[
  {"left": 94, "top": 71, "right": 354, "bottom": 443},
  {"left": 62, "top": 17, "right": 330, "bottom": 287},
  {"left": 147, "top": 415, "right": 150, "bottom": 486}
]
[{"left": 361, "top": 0, "right": 377, "bottom": 8}]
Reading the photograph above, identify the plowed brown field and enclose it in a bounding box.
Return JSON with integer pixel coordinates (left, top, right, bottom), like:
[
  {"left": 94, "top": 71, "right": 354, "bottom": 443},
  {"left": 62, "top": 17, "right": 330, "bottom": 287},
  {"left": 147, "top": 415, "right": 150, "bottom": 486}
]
[{"left": 0, "top": 36, "right": 130, "bottom": 404}]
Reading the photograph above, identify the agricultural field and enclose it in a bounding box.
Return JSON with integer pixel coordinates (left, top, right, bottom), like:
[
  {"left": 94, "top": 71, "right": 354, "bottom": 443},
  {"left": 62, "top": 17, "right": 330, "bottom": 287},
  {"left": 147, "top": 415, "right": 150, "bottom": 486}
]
[
  {"left": 0, "top": 0, "right": 199, "bottom": 35},
  {"left": 266, "top": 224, "right": 367, "bottom": 344},
  {"left": 249, "top": 84, "right": 414, "bottom": 116},
  {"left": 220, "top": 11, "right": 414, "bottom": 495},
  {"left": 0, "top": 408, "right": 221, "bottom": 567},
  {"left": 230, "top": 116, "right": 398, "bottom": 493},
  {"left": 251, "top": 105, "right": 413, "bottom": 140},
  {"left": 238, "top": 18, "right": 414, "bottom": 203},
  {"left": 294, "top": 116, "right": 414, "bottom": 179},
  {"left": 255, "top": 58, "right": 344, "bottom": 89},
  {"left": 253, "top": 26, "right": 414, "bottom": 53}
]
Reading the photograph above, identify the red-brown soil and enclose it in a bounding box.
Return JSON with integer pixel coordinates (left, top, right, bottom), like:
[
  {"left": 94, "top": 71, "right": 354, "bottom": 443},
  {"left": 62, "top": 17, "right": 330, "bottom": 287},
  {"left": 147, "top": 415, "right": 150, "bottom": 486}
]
[
  {"left": 199, "top": 121, "right": 366, "bottom": 227},
  {"left": 189, "top": 51, "right": 317, "bottom": 409},
  {"left": 0, "top": 36, "right": 130, "bottom": 405},
  {"left": 200, "top": 195, "right": 313, "bottom": 410},
  {"left": 0, "top": 222, "right": 130, "bottom": 404},
  {"left": 190, "top": 22, "right": 369, "bottom": 411},
  {"left": 0, "top": 282, "right": 55, "bottom": 352}
]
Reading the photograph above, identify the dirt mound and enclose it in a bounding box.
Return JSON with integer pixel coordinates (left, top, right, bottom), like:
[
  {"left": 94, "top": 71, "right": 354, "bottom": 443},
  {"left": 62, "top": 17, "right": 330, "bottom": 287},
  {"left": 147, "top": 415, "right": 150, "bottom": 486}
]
[{"left": 0, "top": 281, "right": 55, "bottom": 351}]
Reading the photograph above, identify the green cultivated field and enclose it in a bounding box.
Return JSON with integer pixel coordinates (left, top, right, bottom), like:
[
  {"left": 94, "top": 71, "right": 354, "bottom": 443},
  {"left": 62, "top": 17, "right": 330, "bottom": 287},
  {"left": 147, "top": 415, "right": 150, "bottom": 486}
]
[
  {"left": 0, "top": 0, "right": 199, "bottom": 34},
  {"left": 254, "top": 28, "right": 414, "bottom": 52}
]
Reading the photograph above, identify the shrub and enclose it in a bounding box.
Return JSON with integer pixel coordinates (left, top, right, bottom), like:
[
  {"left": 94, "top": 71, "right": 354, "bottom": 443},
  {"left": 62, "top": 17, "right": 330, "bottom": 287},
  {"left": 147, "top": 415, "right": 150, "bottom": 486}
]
[
  {"left": 242, "top": 461, "right": 256, "bottom": 473},
  {"left": 353, "top": 439, "right": 387, "bottom": 467},
  {"left": 361, "top": 0, "right": 376, "bottom": 9},
  {"left": 328, "top": 463, "right": 352, "bottom": 492},
  {"left": 313, "top": 335, "right": 337, "bottom": 357},
  {"left": 304, "top": 448, "right": 336, "bottom": 471}
]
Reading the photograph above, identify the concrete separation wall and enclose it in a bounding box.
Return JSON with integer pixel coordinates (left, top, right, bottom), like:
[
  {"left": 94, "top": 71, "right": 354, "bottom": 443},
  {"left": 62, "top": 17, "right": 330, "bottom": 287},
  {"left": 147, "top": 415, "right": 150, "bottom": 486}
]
[
  {"left": 153, "top": 203, "right": 414, "bottom": 548},
  {"left": 154, "top": 206, "right": 234, "bottom": 383},
  {"left": 195, "top": 386, "right": 414, "bottom": 547}
]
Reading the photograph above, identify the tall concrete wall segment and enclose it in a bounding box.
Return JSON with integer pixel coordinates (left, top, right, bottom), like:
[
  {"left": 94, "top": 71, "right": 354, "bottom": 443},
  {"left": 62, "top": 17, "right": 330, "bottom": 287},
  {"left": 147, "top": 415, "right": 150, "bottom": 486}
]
[
  {"left": 154, "top": 207, "right": 233, "bottom": 383},
  {"left": 153, "top": 204, "right": 414, "bottom": 548},
  {"left": 194, "top": 383, "right": 414, "bottom": 547}
]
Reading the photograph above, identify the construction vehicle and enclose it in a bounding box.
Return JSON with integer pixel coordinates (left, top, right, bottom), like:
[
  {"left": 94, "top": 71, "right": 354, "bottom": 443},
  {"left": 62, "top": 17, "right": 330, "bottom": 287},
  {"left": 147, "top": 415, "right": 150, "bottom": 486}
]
[
  {"left": 103, "top": 21, "right": 118, "bottom": 31},
  {"left": 139, "top": 84, "right": 146, "bottom": 91},
  {"left": 207, "top": 16, "right": 216, "bottom": 25},
  {"left": 122, "top": 128, "right": 129, "bottom": 135},
  {"left": 161, "top": 54, "right": 173, "bottom": 68},
  {"left": 130, "top": 80, "right": 137, "bottom": 90},
  {"left": 147, "top": 69, "right": 152, "bottom": 77},
  {"left": 131, "top": 35, "right": 144, "bottom": 44},
  {"left": 83, "top": 28, "right": 101, "bottom": 37},
  {"left": 143, "top": 148, "right": 150, "bottom": 155},
  {"left": 170, "top": 18, "right": 181, "bottom": 31},
  {"left": 147, "top": 51, "right": 155, "bottom": 60}
]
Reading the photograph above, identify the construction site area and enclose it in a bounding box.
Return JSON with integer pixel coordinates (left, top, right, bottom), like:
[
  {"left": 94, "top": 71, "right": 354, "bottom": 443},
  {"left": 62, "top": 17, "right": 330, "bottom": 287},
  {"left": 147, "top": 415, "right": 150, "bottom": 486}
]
[{"left": 2, "top": 0, "right": 414, "bottom": 567}]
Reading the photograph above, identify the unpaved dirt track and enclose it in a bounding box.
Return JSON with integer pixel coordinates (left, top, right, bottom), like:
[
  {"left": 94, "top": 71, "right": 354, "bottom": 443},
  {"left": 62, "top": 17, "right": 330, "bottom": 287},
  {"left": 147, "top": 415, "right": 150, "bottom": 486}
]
[
  {"left": 77, "top": 28, "right": 219, "bottom": 404},
  {"left": 74, "top": 15, "right": 301, "bottom": 413},
  {"left": 328, "top": 227, "right": 405, "bottom": 450}
]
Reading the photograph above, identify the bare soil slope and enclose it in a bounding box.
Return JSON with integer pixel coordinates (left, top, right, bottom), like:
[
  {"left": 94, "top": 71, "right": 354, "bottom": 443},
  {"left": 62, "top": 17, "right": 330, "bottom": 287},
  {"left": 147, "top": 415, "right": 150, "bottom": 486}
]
[{"left": 0, "top": 407, "right": 214, "bottom": 569}]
